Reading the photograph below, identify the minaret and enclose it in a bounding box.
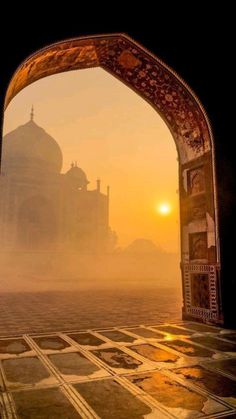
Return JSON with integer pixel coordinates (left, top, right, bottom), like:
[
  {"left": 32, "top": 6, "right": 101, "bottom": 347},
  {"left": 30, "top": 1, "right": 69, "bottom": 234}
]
[
  {"left": 97, "top": 178, "right": 101, "bottom": 193},
  {"left": 106, "top": 185, "right": 110, "bottom": 226},
  {"left": 30, "top": 105, "right": 34, "bottom": 121}
]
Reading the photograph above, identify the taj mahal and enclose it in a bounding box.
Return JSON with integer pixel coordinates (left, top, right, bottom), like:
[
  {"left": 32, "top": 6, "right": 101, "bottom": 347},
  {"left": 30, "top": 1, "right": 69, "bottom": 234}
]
[{"left": 0, "top": 109, "right": 112, "bottom": 253}]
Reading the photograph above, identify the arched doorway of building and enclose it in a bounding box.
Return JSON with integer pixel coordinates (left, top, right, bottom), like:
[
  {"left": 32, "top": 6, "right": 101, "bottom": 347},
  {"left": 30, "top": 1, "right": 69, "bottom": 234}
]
[
  {"left": 17, "top": 195, "right": 57, "bottom": 249},
  {"left": 1, "top": 34, "right": 221, "bottom": 325}
]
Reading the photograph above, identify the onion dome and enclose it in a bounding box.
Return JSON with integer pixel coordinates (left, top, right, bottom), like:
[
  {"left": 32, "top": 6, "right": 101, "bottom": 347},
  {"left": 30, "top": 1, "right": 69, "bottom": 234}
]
[
  {"left": 2, "top": 108, "right": 63, "bottom": 174},
  {"left": 65, "top": 161, "right": 89, "bottom": 190}
]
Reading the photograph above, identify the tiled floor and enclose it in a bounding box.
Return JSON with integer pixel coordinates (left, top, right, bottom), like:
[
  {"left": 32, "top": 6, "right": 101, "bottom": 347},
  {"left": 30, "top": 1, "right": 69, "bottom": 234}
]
[
  {"left": 1, "top": 321, "right": 236, "bottom": 418},
  {"left": 0, "top": 290, "right": 181, "bottom": 336}
]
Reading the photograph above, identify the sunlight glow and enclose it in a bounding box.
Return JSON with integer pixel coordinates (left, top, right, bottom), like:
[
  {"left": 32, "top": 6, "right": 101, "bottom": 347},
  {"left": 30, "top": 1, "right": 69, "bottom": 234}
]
[
  {"left": 164, "top": 334, "right": 174, "bottom": 341},
  {"left": 157, "top": 202, "right": 172, "bottom": 216}
]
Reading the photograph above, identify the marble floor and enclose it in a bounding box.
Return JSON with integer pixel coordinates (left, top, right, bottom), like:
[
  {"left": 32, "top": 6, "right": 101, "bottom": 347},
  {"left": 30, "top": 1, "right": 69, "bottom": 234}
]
[
  {"left": 1, "top": 321, "right": 236, "bottom": 418},
  {"left": 0, "top": 289, "right": 181, "bottom": 336}
]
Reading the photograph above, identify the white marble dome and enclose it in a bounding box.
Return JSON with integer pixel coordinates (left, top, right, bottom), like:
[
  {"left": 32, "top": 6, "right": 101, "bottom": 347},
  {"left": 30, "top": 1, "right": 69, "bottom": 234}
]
[{"left": 2, "top": 117, "right": 63, "bottom": 174}]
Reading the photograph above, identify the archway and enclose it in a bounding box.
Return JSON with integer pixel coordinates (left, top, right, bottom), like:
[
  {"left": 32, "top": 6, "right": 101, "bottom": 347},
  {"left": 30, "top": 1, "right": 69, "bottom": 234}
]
[
  {"left": 2, "top": 34, "right": 221, "bottom": 325},
  {"left": 17, "top": 195, "right": 57, "bottom": 249}
]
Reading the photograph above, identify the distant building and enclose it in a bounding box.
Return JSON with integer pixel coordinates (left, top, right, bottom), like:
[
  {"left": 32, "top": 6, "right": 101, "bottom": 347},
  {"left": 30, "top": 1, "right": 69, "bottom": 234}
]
[{"left": 0, "top": 109, "right": 112, "bottom": 252}]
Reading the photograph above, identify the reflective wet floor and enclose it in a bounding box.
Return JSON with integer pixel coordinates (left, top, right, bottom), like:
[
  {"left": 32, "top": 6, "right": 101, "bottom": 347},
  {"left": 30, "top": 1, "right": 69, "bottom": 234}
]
[{"left": 1, "top": 321, "right": 236, "bottom": 418}]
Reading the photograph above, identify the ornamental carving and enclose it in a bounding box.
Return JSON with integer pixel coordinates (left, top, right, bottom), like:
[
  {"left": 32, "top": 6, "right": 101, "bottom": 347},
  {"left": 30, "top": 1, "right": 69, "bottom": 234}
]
[
  {"left": 5, "top": 34, "right": 211, "bottom": 164},
  {"left": 191, "top": 273, "right": 210, "bottom": 309},
  {"left": 187, "top": 167, "right": 205, "bottom": 195},
  {"left": 189, "top": 232, "right": 208, "bottom": 261}
]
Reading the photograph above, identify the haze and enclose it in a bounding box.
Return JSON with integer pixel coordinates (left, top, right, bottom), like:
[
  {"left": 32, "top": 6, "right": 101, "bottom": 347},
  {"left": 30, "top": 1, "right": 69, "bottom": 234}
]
[{"left": 3, "top": 68, "right": 179, "bottom": 253}]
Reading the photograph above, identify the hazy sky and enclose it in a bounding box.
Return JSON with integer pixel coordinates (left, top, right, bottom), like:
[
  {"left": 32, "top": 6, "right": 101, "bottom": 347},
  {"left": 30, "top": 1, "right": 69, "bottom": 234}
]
[{"left": 3, "top": 68, "right": 179, "bottom": 252}]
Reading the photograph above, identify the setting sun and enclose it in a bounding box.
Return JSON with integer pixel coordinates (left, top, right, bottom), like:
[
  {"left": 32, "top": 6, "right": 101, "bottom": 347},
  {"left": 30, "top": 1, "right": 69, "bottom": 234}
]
[{"left": 157, "top": 202, "right": 172, "bottom": 216}]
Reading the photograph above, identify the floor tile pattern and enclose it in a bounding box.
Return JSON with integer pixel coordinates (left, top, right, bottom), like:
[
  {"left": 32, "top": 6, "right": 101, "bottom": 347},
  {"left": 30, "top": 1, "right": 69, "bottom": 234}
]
[{"left": 1, "top": 321, "right": 236, "bottom": 417}]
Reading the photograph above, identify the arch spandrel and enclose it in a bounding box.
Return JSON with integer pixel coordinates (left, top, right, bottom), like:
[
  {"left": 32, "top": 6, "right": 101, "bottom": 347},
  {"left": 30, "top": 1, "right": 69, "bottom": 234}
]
[
  {"left": 3, "top": 33, "right": 222, "bottom": 325},
  {"left": 5, "top": 34, "right": 211, "bottom": 165}
]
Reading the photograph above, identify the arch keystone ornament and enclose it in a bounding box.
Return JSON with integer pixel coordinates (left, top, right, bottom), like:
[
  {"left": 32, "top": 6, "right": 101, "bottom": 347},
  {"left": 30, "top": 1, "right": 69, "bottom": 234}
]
[{"left": 3, "top": 33, "right": 222, "bottom": 325}]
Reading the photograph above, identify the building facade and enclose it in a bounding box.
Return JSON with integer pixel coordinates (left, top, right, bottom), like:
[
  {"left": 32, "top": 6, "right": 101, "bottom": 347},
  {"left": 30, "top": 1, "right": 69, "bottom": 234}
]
[{"left": 0, "top": 112, "right": 111, "bottom": 253}]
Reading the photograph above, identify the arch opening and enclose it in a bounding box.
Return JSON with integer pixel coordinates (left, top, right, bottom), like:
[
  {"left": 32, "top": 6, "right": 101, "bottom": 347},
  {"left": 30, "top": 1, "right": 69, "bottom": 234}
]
[{"left": 1, "top": 34, "right": 221, "bottom": 325}]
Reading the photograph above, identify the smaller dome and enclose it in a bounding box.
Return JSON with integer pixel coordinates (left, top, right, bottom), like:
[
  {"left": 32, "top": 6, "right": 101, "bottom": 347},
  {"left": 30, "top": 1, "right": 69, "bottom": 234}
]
[{"left": 65, "top": 162, "right": 89, "bottom": 190}]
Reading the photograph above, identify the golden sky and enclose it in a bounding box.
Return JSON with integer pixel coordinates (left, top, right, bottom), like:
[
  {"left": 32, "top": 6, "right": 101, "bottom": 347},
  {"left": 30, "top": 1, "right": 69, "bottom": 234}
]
[{"left": 3, "top": 68, "right": 179, "bottom": 252}]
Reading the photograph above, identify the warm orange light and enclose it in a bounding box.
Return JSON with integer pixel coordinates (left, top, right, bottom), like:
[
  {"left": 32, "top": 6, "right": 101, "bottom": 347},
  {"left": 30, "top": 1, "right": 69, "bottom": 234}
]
[
  {"left": 164, "top": 334, "right": 173, "bottom": 341},
  {"left": 157, "top": 202, "right": 172, "bottom": 216}
]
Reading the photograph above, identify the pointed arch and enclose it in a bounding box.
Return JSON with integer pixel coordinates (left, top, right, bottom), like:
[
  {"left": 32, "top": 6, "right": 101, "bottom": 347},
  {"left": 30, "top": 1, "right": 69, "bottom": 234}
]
[{"left": 3, "top": 33, "right": 221, "bottom": 324}]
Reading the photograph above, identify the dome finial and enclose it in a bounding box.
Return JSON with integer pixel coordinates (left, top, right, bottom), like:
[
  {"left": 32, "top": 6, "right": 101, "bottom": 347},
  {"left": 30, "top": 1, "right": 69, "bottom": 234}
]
[{"left": 30, "top": 105, "right": 34, "bottom": 121}]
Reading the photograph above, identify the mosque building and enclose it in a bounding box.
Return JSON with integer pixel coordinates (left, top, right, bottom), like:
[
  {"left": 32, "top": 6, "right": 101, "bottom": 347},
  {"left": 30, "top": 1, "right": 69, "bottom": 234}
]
[{"left": 0, "top": 109, "right": 112, "bottom": 253}]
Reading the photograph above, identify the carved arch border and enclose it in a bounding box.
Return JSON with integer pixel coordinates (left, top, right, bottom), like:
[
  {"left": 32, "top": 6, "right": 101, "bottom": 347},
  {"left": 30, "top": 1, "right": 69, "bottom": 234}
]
[{"left": 3, "top": 33, "right": 221, "bottom": 324}]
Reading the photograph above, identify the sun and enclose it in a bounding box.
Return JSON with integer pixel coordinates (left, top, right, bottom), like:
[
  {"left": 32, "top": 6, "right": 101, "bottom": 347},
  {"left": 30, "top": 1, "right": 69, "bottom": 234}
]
[{"left": 157, "top": 202, "right": 172, "bottom": 216}]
